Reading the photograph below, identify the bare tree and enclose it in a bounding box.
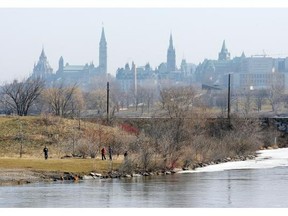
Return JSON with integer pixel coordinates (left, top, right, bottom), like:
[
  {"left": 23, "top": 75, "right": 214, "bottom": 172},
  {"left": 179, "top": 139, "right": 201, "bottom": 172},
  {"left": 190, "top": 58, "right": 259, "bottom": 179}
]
[
  {"left": 254, "top": 89, "right": 268, "bottom": 112},
  {"left": 215, "top": 91, "right": 228, "bottom": 117},
  {"left": 242, "top": 88, "right": 255, "bottom": 116},
  {"left": 83, "top": 89, "right": 106, "bottom": 114},
  {"left": 160, "top": 86, "right": 197, "bottom": 118},
  {"left": 42, "top": 83, "right": 79, "bottom": 117},
  {"left": 1, "top": 77, "right": 45, "bottom": 116},
  {"left": 268, "top": 73, "right": 284, "bottom": 113}
]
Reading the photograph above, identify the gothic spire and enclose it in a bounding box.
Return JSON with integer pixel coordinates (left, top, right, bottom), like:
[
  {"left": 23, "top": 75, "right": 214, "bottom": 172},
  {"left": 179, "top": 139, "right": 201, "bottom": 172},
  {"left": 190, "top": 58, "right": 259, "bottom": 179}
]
[
  {"left": 221, "top": 40, "right": 227, "bottom": 52},
  {"left": 218, "top": 40, "right": 230, "bottom": 61},
  {"left": 99, "top": 26, "right": 107, "bottom": 74},
  {"left": 167, "top": 33, "right": 176, "bottom": 72},
  {"left": 169, "top": 33, "right": 173, "bottom": 49},
  {"left": 100, "top": 26, "right": 107, "bottom": 45},
  {"left": 40, "top": 47, "right": 47, "bottom": 60}
]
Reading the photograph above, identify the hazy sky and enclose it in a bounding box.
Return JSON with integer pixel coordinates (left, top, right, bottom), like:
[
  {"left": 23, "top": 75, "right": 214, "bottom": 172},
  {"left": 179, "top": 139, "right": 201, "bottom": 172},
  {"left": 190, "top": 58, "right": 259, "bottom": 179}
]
[{"left": 1, "top": 7, "right": 288, "bottom": 82}]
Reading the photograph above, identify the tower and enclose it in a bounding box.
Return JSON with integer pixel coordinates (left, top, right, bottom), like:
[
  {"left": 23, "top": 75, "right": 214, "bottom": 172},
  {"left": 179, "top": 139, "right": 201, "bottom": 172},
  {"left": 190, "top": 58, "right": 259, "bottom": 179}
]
[
  {"left": 57, "top": 56, "right": 64, "bottom": 74},
  {"left": 99, "top": 27, "right": 107, "bottom": 74},
  {"left": 32, "top": 47, "right": 53, "bottom": 79},
  {"left": 167, "top": 33, "right": 176, "bottom": 72},
  {"left": 131, "top": 61, "right": 137, "bottom": 96},
  {"left": 218, "top": 40, "right": 231, "bottom": 61}
]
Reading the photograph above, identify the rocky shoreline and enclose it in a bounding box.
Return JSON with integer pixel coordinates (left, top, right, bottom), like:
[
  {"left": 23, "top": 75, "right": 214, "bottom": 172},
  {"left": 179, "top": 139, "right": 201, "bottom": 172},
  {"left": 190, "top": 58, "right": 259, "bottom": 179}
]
[{"left": 0, "top": 154, "right": 257, "bottom": 186}]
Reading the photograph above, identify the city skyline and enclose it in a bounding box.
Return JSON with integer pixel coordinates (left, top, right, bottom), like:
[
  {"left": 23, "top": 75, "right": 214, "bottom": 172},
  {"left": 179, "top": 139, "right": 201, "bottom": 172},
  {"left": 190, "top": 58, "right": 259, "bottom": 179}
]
[{"left": 1, "top": 8, "right": 288, "bottom": 82}]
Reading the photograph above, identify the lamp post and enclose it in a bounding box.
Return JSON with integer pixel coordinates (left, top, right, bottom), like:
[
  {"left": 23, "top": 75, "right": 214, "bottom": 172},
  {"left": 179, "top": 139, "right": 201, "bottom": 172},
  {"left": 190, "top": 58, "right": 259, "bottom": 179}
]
[
  {"left": 227, "top": 73, "right": 231, "bottom": 120},
  {"left": 107, "top": 82, "right": 109, "bottom": 122}
]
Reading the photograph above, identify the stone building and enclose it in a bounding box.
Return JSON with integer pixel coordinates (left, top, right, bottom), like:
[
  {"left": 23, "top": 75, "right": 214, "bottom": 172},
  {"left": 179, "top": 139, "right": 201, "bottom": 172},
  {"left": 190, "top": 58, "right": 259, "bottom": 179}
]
[
  {"left": 30, "top": 27, "right": 108, "bottom": 90},
  {"left": 195, "top": 40, "right": 288, "bottom": 91},
  {"left": 115, "top": 34, "right": 196, "bottom": 94},
  {"left": 31, "top": 48, "right": 53, "bottom": 81}
]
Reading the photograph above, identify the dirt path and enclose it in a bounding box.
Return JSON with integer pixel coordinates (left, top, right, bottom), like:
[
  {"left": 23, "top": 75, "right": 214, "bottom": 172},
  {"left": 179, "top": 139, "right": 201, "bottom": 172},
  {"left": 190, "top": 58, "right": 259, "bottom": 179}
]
[{"left": 0, "top": 168, "right": 49, "bottom": 186}]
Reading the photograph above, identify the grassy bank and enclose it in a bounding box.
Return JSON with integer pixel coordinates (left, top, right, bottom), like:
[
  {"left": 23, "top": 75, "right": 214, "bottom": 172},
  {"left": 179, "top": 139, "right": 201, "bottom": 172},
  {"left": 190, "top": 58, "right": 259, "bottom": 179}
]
[
  {"left": 0, "top": 115, "right": 126, "bottom": 158},
  {"left": 0, "top": 157, "right": 123, "bottom": 175}
]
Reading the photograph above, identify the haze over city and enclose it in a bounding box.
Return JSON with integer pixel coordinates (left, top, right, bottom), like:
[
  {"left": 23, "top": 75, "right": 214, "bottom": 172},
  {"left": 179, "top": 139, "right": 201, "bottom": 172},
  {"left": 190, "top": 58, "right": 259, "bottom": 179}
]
[{"left": 1, "top": 5, "right": 288, "bottom": 82}]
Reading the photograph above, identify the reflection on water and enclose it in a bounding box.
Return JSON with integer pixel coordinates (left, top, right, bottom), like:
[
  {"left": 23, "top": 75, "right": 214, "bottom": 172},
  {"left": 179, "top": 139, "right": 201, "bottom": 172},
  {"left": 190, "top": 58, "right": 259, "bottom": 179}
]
[{"left": 1, "top": 167, "right": 288, "bottom": 207}]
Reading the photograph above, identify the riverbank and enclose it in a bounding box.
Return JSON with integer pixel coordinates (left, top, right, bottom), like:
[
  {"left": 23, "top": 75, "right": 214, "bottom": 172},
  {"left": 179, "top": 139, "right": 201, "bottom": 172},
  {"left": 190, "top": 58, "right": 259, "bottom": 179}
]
[
  {"left": 2, "top": 146, "right": 285, "bottom": 186},
  {"left": 0, "top": 152, "right": 262, "bottom": 186},
  {"left": 0, "top": 157, "right": 123, "bottom": 186}
]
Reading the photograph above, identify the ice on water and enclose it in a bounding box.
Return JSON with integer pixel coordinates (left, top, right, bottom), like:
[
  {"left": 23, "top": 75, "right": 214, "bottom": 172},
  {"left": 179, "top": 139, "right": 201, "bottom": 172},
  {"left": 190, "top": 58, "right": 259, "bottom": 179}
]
[{"left": 178, "top": 148, "right": 288, "bottom": 173}]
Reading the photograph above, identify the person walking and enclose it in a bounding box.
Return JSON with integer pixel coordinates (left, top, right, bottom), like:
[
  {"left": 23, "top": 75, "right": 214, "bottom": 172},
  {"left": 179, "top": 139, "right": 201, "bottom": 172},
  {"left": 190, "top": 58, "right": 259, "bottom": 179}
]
[
  {"left": 108, "top": 146, "right": 113, "bottom": 160},
  {"left": 124, "top": 151, "right": 128, "bottom": 159},
  {"left": 43, "top": 146, "right": 48, "bottom": 160},
  {"left": 101, "top": 147, "right": 106, "bottom": 160}
]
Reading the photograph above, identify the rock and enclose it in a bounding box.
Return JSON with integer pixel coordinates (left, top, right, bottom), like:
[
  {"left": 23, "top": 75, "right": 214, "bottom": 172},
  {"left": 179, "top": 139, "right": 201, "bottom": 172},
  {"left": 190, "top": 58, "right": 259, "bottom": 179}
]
[
  {"left": 173, "top": 168, "right": 182, "bottom": 172},
  {"left": 109, "top": 173, "right": 119, "bottom": 178},
  {"left": 82, "top": 175, "right": 94, "bottom": 180},
  {"left": 165, "top": 171, "right": 171, "bottom": 175},
  {"left": 142, "top": 172, "right": 149, "bottom": 176},
  {"left": 95, "top": 173, "right": 102, "bottom": 177},
  {"left": 123, "top": 174, "right": 132, "bottom": 178},
  {"left": 132, "top": 174, "right": 142, "bottom": 177},
  {"left": 90, "top": 172, "right": 102, "bottom": 177}
]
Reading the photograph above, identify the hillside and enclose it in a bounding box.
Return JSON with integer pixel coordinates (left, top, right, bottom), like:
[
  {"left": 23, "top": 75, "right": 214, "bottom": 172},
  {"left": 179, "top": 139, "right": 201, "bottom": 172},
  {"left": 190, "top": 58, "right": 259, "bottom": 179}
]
[{"left": 0, "top": 115, "right": 129, "bottom": 158}]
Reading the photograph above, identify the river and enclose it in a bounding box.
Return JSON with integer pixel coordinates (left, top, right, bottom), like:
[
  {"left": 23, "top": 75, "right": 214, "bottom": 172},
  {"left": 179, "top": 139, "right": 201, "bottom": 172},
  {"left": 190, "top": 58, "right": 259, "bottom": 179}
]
[{"left": 1, "top": 148, "right": 288, "bottom": 208}]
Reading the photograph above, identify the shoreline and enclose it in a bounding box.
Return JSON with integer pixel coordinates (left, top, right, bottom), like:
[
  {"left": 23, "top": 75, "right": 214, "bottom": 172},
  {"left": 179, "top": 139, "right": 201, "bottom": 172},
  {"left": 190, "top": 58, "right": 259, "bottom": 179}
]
[
  {"left": 4, "top": 147, "right": 284, "bottom": 186},
  {"left": 0, "top": 153, "right": 258, "bottom": 186}
]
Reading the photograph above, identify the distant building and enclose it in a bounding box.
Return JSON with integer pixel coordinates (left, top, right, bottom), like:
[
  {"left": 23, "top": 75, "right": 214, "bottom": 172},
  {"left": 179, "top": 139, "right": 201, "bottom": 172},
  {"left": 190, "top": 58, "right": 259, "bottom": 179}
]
[
  {"left": 116, "top": 62, "right": 156, "bottom": 94},
  {"left": 31, "top": 48, "right": 53, "bottom": 81},
  {"left": 115, "top": 33, "right": 196, "bottom": 94},
  {"left": 218, "top": 40, "right": 230, "bottom": 61},
  {"left": 30, "top": 27, "right": 108, "bottom": 90},
  {"left": 167, "top": 33, "right": 176, "bottom": 73},
  {"left": 195, "top": 40, "right": 288, "bottom": 90}
]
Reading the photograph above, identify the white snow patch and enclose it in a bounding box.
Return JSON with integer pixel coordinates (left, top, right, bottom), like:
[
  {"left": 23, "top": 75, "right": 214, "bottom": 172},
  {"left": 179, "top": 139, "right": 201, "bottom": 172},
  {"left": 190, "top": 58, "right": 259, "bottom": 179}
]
[{"left": 178, "top": 148, "right": 288, "bottom": 174}]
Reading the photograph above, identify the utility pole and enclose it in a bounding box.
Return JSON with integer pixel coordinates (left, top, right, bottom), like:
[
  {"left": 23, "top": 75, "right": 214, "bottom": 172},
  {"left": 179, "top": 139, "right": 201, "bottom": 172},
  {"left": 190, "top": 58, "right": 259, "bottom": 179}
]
[
  {"left": 227, "top": 74, "right": 231, "bottom": 120},
  {"left": 107, "top": 81, "right": 109, "bottom": 122}
]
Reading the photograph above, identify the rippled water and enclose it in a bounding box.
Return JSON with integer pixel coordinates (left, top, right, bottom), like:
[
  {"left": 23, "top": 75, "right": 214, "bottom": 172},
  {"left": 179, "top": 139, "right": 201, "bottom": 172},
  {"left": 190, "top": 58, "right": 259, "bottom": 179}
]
[{"left": 1, "top": 166, "right": 288, "bottom": 207}]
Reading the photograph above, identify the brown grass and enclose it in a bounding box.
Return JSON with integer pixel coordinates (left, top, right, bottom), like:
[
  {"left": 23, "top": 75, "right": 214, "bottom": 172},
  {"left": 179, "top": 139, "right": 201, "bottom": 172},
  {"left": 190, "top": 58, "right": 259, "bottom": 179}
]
[
  {"left": 0, "top": 157, "right": 123, "bottom": 175},
  {"left": 0, "top": 115, "right": 124, "bottom": 158}
]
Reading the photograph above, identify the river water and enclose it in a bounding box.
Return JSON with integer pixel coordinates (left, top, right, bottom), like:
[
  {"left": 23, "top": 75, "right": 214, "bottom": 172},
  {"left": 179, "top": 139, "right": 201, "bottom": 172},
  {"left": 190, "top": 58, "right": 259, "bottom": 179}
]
[{"left": 1, "top": 166, "right": 288, "bottom": 208}]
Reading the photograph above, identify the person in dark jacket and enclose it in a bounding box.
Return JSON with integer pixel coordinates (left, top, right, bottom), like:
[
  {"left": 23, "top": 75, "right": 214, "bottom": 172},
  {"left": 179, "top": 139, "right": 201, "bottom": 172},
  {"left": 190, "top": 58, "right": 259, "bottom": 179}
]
[
  {"left": 43, "top": 146, "right": 48, "bottom": 160},
  {"left": 101, "top": 147, "right": 106, "bottom": 160},
  {"left": 124, "top": 151, "right": 128, "bottom": 159}
]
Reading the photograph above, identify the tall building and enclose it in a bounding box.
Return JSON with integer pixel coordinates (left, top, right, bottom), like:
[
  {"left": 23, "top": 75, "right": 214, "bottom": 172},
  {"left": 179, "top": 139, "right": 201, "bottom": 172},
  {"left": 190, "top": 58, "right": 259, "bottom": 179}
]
[
  {"left": 31, "top": 27, "right": 108, "bottom": 90},
  {"left": 99, "top": 27, "right": 107, "bottom": 74},
  {"left": 116, "top": 62, "right": 156, "bottom": 93},
  {"left": 196, "top": 40, "right": 288, "bottom": 90},
  {"left": 167, "top": 33, "right": 176, "bottom": 72},
  {"left": 218, "top": 40, "right": 230, "bottom": 61},
  {"left": 115, "top": 32, "right": 196, "bottom": 94},
  {"left": 31, "top": 48, "right": 53, "bottom": 80}
]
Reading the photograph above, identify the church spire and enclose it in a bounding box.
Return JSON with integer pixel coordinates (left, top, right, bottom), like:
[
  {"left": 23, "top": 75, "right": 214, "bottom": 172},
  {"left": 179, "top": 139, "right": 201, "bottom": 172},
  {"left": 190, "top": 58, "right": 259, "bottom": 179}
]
[
  {"left": 218, "top": 40, "right": 230, "bottom": 61},
  {"left": 100, "top": 26, "right": 107, "bottom": 45},
  {"left": 40, "top": 47, "right": 47, "bottom": 60},
  {"left": 221, "top": 40, "right": 227, "bottom": 52},
  {"left": 169, "top": 33, "right": 173, "bottom": 49},
  {"left": 99, "top": 26, "right": 107, "bottom": 74},
  {"left": 167, "top": 33, "right": 176, "bottom": 72}
]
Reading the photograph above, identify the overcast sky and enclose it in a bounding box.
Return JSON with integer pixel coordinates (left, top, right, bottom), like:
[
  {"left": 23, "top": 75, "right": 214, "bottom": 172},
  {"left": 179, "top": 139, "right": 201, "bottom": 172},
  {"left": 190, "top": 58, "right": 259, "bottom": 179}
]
[{"left": 1, "top": 5, "right": 288, "bottom": 82}]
